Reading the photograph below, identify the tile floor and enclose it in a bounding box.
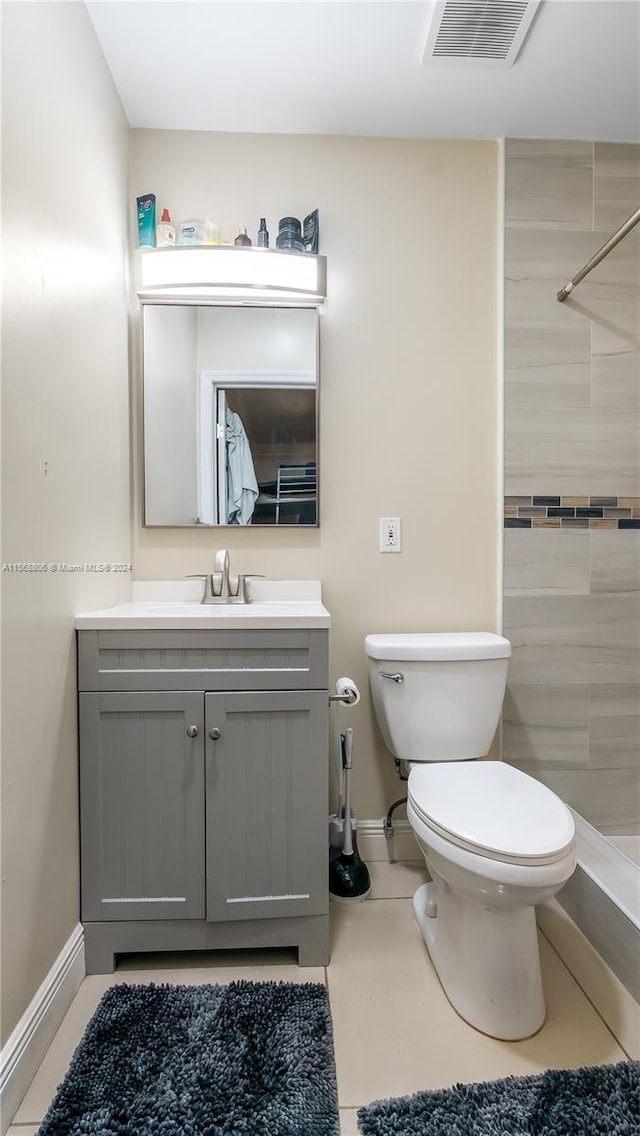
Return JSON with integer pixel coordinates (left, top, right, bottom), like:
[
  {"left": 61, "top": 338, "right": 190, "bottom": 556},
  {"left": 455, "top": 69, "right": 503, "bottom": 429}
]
[{"left": 8, "top": 862, "right": 633, "bottom": 1136}]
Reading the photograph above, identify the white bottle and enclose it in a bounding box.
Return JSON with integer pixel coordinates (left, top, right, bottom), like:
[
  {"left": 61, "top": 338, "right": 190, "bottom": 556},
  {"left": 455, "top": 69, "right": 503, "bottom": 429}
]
[
  {"left": 203, "top": 214, "right": 220, "bottom": 246},
  {"left": 156, "top": 208, "right": 176, "bottom": 247}
]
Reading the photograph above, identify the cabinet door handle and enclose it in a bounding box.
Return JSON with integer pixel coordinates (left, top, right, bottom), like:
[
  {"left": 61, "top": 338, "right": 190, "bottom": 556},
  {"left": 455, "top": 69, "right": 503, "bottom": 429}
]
[
  {"left": 186, "top": 725, "right": 199, "bottom": 738},
  {"left": 208, "top": 727, "right": 222, "bottom": 741}
]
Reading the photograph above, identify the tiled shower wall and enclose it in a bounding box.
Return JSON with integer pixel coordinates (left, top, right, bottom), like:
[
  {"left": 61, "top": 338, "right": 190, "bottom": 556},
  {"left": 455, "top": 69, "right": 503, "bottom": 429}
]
[{"left": 503, "top": 140, "right": 640, "bottom": 834}]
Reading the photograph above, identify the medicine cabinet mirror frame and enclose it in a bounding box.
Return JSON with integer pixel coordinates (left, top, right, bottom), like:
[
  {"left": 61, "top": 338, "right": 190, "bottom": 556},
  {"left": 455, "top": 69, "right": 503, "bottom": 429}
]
[{"left": 140, "top": 301, "right": 320, "bottom": 528}]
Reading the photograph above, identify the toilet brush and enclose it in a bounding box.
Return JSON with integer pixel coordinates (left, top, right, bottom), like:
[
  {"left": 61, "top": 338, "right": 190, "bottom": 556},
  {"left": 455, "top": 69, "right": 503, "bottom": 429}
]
[
  {"left": 329, "top": 731, "right": 347, "bottom": 856},
  {"left": 328, "top": 728, "right": 371, "bottom": 903}
]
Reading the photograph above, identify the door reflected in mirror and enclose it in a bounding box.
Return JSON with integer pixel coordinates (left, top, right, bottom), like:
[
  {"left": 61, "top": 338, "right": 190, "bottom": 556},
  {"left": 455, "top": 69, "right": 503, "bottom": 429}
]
[{"left": 142, "top": 304, "right": 319, "bottom": 526}]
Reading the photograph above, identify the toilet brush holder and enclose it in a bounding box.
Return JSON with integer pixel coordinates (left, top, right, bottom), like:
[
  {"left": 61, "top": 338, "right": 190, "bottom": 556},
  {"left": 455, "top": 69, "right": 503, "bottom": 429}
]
[{"left": 328, "top": 728, "right": 371, "bottom": 902}]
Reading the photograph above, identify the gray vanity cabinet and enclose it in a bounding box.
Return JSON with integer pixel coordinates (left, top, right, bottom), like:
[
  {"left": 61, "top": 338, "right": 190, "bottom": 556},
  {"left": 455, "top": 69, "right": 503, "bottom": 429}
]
[
  {"left": 205, "top": 690, "right": 328, "bottom": 922},
  {"left": 79, "top": 691, "right": 206, "bottom": 922},
  {"left": 77, "top": 628, "right": 330, "bottom": 973}
]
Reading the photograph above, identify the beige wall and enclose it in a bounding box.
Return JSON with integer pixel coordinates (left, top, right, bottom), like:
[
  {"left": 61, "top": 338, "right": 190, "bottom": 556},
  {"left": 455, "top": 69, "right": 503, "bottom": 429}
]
[
  {"left": 502, "top": 140, "right": 640, "bottom": 832},
  {"left": 1, "top": 3, "right": 130, "bottom": 1042},
  {"left": 131, "top": 131, "right": 501, "bottom": 819}
]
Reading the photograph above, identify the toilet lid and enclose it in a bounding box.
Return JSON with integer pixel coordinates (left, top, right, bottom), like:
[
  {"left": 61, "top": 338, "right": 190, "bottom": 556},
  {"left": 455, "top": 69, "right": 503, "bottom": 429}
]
[{"left": 408, "top": 762, "right": 575, "bottom": 865}]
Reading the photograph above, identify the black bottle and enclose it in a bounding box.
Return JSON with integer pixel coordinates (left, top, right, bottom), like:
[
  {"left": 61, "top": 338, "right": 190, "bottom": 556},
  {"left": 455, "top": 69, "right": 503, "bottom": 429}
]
[{"left": 257, "top": 218, "right": 269, "bottom": 248}]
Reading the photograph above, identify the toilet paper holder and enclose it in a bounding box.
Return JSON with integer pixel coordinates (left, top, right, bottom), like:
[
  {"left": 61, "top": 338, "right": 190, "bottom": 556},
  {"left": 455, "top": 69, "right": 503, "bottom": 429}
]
[
  {"left": 329, "top": 677, "right": 361, "bottom": 706},
  {"left": 329, "top": 688, "right": 358, "bottom": 705}
]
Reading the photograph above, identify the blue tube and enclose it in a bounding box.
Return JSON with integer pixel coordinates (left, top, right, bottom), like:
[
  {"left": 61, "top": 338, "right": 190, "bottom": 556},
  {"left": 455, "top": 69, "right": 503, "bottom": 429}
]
[{"left": 137, "top": 194, "right": 156, "bottom": 248}]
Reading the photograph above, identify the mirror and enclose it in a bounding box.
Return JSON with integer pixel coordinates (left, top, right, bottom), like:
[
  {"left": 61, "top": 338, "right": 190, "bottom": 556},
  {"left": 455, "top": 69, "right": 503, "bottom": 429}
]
[{"left": 141, "top": 304, "right": 319, "bottom": 526}]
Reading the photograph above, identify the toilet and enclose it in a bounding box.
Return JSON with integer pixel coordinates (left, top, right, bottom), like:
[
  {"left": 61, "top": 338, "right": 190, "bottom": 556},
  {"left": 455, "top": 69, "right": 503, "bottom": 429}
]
[{"left": 364, "top": 631, "right": 576, "bottom": 1041}]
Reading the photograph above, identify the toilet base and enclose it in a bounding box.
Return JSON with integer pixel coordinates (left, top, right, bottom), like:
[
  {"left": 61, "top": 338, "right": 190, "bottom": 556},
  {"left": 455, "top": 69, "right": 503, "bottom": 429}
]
[{"left": 413, "top": 881, "right": 546, "bottom": 1041}]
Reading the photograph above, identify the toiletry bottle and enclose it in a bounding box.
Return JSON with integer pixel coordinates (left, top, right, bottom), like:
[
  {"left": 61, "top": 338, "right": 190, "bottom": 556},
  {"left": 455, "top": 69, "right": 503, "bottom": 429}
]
[
  {"left": 203, "top": 215, "right": 219, "bottom": 245},
  {"left": 234, "top": 227, "right": 252, "bottom": 247},
  {"left": 156, "top": 208, "right": 176, "bottom": 247},
  {"left": 257, "top": 218, "right": 269, "bottom": 248},
  {"left": 137, "top": 193, "right": 156, "bottom": 247}
]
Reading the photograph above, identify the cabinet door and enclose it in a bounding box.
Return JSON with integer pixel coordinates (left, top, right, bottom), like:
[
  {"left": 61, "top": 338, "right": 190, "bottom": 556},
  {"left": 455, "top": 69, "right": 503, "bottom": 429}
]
[
  {"left": 80, "top": 692, "right": 205, "bottom": 921},
  {"left": 205, "top": 690, "right": 328, "bottom": 921}
]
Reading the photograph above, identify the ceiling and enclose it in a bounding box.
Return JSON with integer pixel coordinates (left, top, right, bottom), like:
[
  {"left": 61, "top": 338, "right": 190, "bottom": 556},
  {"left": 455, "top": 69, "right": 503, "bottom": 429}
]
[{"left": 86, "top": 1, "right": 640, "bottom": 143}]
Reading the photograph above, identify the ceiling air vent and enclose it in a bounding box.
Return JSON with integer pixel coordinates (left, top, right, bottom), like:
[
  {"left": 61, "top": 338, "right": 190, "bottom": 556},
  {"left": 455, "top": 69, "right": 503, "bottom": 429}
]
[{"left": 421, "top": 0, "right": 542, "bottom": 68}]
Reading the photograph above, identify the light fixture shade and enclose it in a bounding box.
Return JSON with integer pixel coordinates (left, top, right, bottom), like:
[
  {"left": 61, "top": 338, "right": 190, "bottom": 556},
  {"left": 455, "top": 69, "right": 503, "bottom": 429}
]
[{"left": 136, "top": 246, "right": 326, "bottom": 302}]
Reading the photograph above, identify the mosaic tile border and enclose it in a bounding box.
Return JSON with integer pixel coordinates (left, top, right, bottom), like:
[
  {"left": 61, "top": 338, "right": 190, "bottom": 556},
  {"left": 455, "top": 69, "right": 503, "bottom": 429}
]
[{"left": 504, "top": 496, "right": 640, "bottom": 529}]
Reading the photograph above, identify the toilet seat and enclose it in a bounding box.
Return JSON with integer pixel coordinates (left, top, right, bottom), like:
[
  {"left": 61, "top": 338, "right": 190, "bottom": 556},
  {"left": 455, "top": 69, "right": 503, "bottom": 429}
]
[{"left": 408, "top": 761, "right": 575, "bottom": 866}]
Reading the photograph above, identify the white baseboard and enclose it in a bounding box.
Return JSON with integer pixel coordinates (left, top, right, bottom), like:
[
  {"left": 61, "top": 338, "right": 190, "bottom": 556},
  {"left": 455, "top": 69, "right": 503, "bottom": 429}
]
[
  {"left": 0, "top": 923, "right": 85, "bottom": 1134},
  {"left": 355, "top": 819, "right": 421, "bottom": 863}
]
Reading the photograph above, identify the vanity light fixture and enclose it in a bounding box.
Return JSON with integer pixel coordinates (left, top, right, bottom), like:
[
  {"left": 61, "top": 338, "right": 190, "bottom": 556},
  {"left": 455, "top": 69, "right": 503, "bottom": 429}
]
[{"left": 136, "top": 246, "right": 327, "bottom": 303}]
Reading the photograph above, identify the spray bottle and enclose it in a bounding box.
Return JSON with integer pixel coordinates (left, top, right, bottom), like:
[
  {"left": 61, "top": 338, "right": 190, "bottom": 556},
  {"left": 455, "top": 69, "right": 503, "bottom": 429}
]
[{"left": 156, "top": 208, "right": 176, "bottom": 247}]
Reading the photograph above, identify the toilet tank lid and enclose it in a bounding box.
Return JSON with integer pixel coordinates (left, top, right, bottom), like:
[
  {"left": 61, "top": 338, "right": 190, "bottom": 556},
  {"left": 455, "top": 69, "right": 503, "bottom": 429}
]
[{"left": 364, "top": 633, "right": 512, "bottom": 661}]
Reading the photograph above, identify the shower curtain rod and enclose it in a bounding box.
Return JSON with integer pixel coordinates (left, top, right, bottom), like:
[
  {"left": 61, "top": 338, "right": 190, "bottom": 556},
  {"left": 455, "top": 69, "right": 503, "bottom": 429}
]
[{"left": 556, "top": 206, "right": 640, "bottom": 302}]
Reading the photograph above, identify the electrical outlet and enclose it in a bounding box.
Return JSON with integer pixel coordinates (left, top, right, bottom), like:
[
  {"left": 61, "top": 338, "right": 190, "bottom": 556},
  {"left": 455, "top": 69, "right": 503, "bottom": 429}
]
[{"left": 379, "top": 517, "right": 401, "bottom": 552}]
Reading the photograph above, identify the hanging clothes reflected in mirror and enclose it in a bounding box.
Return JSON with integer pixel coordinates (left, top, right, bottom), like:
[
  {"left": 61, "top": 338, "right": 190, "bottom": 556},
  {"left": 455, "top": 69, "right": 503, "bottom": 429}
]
[
  {"left": 224, "top": 401, "right": 258, "bottom": 525},
  {"left": 200, "top": 376, "right": 316, "bottom": 526},
  {"left": 142, "top": 304, "right": 318, "bottom": 527}
]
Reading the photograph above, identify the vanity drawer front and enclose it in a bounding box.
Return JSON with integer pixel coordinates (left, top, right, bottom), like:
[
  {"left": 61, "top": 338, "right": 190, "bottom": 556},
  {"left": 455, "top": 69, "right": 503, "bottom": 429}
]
[{"left": 78, "top": 629, "right": 329, "bottom": 692}]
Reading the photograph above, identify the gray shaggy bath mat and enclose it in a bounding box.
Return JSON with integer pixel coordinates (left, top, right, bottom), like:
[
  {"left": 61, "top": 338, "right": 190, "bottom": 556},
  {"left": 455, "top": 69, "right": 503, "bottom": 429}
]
[
  {"left": 37, "top": 980, "right": 339, "bottom": 1136},
  {"left": 358, "top": 1059, "right": 639, "bottom": 1135}
]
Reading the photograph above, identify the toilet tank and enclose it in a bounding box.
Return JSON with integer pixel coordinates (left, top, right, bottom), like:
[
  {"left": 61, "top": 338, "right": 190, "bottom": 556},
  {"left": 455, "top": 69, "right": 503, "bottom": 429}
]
[{"left": 365, "top": 633, "right": 511, "bottom": 762}]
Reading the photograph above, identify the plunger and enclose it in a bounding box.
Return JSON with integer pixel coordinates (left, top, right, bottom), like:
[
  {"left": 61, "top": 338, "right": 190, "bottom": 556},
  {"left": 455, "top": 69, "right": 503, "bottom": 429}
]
[{"left": 328, "top": 728, "right": 371, "bottom": 903}]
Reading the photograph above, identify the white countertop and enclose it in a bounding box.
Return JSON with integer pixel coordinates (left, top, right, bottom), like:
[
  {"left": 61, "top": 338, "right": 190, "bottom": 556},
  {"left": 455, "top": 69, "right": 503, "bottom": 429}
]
[{"left": 75, "top": 580, "right": 331, "bottom": 630}]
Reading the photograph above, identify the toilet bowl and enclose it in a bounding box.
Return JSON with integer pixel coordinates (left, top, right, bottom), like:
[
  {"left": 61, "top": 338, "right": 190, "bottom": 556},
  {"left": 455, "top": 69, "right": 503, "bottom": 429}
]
[{"left": 364, "top": 632, "right": 576, "bottom": 1041}]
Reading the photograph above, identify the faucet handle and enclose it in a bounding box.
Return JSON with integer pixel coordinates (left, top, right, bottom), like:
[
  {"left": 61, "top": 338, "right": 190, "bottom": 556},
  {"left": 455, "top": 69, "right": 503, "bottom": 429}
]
[
  {"left": 185, "top": 573, "right": 214, "bottom": 602},
  {"left": 236, "top": 574, "right": 265, "bottom": 603}
]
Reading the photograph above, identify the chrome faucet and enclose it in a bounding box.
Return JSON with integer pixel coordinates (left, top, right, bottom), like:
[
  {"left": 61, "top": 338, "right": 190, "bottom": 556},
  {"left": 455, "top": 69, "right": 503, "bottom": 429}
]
[
  {"left": 187, "top": 549, "right": 263, "bottom": 604},
  {"left": 214, "top": 548, "right": 231, "bottom": 598}
]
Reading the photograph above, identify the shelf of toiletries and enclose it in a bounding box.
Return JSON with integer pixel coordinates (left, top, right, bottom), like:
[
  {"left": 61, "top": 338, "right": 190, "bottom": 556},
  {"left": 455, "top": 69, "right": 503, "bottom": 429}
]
[
  {"left": 135, "top": 198, "right": 325, "bottom": 301},
  {"left": 136, "top": 195, "right": 319, "bottom": 254}
]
